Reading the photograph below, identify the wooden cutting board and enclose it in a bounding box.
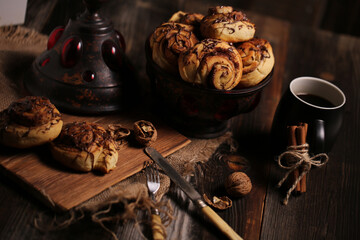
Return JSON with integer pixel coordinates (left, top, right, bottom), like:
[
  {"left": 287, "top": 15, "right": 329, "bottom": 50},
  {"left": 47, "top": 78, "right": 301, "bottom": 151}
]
[{"left": 0, "top": 112, "right": 190, "bottom": 211}]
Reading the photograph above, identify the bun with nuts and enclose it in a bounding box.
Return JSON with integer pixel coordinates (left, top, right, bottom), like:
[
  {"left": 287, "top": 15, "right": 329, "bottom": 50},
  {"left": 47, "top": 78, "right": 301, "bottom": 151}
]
[
  {"left": 235, "top": 38, "right": 275, "bottom": 87},
  {"left": 200, "top": 6, "right": 255, "bottom": 43},
  {"left": 0, "top": 96, "right": 63, "bottom": 148},
  {"left": 178, "top": 39, "right": 243, "bottom": 90},
  {"left": 50, "top": 121, "right": 118, "bottom": 173}
]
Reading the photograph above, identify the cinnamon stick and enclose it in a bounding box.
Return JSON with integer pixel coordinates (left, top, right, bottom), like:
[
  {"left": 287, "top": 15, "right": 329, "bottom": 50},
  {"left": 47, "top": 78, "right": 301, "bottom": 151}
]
[
  {"left": 296, "top": 123, "right": 308, "bottom": 193},
  {"left": 287, "top": 126, "right": 301, "bottom": 192},
  {"left": 287, "top": 126, "right": 297, "bottom": 146}
]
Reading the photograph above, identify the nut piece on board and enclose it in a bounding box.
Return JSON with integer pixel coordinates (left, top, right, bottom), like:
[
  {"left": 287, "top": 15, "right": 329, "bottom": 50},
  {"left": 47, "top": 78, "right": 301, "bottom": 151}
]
[
  {"left": 133, "top": 120, "right": 157, "bottom": 146},
  {"left": 225, "top": 172, "right": 252, "bottom": 197},
  {"left": 107, "top": 124, "right": 131, "bottom": 150},
  {"left": 203, "top": 194, "right": 232, "bottom": 210}
]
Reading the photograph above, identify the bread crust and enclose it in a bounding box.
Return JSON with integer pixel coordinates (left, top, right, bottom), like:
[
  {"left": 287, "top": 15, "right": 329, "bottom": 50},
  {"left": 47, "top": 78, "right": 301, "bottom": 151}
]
[{"left": 2, "top": 119, "right": 63, "bottom": 148}]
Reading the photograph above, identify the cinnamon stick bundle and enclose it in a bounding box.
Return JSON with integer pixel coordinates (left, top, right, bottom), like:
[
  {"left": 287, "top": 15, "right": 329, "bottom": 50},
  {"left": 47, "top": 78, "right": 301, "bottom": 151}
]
[{"left": 287, "top": 123, "right": 308, "bottom": 193}]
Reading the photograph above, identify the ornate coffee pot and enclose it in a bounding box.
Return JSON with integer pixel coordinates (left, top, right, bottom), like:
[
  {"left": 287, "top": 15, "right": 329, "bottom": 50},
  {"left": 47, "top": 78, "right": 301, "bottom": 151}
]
[{"left": 25, "top": 0, "right": 135, "bottom": 114}]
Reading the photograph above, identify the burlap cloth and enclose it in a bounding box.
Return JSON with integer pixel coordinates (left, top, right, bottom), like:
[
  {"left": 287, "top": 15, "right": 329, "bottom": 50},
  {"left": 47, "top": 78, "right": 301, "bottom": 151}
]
[{"left": 0, "top": 25, "right": 237, "bottom": 239}]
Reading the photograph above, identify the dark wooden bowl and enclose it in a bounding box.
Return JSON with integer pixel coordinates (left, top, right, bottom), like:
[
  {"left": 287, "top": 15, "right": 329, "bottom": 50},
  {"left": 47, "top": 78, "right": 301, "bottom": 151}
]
[{"left": 145, "top": 39, "right": 273, "bottom": 138}]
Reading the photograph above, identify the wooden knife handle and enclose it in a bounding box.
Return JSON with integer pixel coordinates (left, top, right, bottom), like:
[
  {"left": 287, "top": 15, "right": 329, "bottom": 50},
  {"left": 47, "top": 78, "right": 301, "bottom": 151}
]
[
  {"left": 151, "top": 213, "right": 165, "bottom": 240},
  {"left": 201, "top": 206, "right": 243, "bottom": 240}
]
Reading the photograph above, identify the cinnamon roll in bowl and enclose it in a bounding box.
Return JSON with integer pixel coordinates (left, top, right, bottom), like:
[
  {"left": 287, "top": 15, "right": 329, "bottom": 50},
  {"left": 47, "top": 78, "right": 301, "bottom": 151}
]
[
  {"left": 169, "top": 11, "right": 204, "bottom": 27},
  {"left": 200, "top": 6, "right": 255, "bottom": 43},
  {"left": 236, "top": 38, "right": 275, "bottom": 87},
  {"left": 178, "top": 39, "right": 243, "bottom": 90},
  {"left": 150, "top": 22, "right": 198, "bottom": 73}
]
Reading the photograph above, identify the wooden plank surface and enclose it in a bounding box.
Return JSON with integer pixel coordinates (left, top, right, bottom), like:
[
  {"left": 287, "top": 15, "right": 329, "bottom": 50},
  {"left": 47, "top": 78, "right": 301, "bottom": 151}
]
[
  {"left": 0, "top": 0, "right": 359, "bottom": 240},
  {"left": 260, "top": 24, "right": 360, "bottom": 240},
  {"left": 225, "top": 14, "right": 290, "bottom": 240},
  {"left": 0, "top": 112, "right": 190, "bottom": 211}
]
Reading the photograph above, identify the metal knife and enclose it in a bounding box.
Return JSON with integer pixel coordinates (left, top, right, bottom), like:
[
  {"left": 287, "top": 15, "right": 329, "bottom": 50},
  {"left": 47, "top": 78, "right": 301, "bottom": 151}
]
[{"left": 144, "top": 147, "right": 243, "bottom": 240}]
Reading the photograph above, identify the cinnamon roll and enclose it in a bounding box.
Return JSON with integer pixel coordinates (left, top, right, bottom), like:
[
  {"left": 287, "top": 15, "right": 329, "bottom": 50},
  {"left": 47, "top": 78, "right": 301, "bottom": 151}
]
[
  {"left": 50, "top": 122, "right": 118, "bottom": 173},
  {"left": 169, "top": 11, "right": 204, "bottom": 27},
  {"left": 150, "top": 22, "right": 198, "bottom": 73},
  {"left": 235, "top": 38, "right": 275, "bottom": 87},
  {"left": 200, "top": 6, "right": 255, "bottom": 43},
  {"left": 178, "top": 39, "right": 243, "bottom": 90},
  {"left": 0, "top": 96, "right": 63, "bottom": 148}
]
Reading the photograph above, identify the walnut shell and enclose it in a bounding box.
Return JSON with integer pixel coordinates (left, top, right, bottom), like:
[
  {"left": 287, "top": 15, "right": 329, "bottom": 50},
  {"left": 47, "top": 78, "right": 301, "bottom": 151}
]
[
  {"left": 107, "top": 124, "right": 131, "bottom": 150},
  {"left": 133, "top": 120, "right": 157, "bottom": 146},
  {"left": 225, "top": 172, "right": 252, "bottom": 197},
  {"left": 223, "top": 154, "right": 250, "bottom": 172},
  {"left": 203, "top": 194, "right": 232, "bottom": 210}
]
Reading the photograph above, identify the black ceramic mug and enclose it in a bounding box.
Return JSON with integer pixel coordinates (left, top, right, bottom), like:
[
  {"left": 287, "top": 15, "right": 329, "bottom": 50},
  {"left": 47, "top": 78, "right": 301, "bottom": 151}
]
[{"left": 272, "top": 76, "right": 346, "bottom": 154}]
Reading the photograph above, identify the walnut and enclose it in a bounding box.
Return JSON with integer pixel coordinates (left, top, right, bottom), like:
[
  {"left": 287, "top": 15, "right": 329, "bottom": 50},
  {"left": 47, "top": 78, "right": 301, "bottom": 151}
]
[
  {"left": 225, "top": 172, "right": 252, "bottom": 197},
  {"left": 133, "top": 120, "right": 157, "bottom": 146},
  {"left": 107, "top": 124, "right": 131, "bottom": 150},
  {"left": 203, "top": 194, "right": 232, "bottom": 210}
]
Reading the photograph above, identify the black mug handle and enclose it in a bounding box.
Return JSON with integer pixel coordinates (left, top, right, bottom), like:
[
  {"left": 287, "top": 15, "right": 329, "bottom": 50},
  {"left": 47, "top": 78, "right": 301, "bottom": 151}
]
[{"left": 312, "top": 119, "right": 325, "bottom": 154}]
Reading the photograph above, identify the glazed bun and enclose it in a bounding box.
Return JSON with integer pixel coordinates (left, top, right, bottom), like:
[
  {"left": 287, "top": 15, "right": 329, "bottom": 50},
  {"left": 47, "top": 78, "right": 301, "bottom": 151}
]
[
  {"left": 0, "top": 96, "right": 63, "bottom": 148},
  {"left": 50, "top": 121, "right": 118, "bottom": 173},
  {"left": 200, "top": 6, "right": 255, "bottom": 43},
  {"left": 236, "top": 38, "right": 275, "bottom": 87},
  {"left": 150, "top": 22, "right": 198, "bottom": 73},
  {"left": 178, "top": 39, "right": 243, "bottom": 90}
]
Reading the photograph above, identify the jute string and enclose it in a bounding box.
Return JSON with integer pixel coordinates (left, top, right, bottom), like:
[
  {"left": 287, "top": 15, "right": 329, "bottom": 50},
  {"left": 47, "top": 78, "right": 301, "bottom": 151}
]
[{"left": 276, "top": 143, "right": 329, "bottom": 205}]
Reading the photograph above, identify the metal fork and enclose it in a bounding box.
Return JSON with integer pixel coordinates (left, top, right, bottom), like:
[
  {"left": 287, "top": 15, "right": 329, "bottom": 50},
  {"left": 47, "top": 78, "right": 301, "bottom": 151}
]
[{"left": 145, "top": 162, "right": 165, "bottom": 240}]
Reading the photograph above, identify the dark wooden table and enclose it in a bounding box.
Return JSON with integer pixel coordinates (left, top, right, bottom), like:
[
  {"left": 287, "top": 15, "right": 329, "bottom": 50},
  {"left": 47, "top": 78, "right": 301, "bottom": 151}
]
[{"left": 1, "top": 0, "right": 360, "bottom": 239}]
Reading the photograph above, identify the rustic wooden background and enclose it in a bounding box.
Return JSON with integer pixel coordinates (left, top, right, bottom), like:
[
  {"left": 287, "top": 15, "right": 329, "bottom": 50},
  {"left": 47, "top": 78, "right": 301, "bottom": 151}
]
[
  {"left": 0, "top": 0, "right": 359, "bottom": 239},
  {"left": 25, "top": 0, "right": 360, "bottom": 37}
]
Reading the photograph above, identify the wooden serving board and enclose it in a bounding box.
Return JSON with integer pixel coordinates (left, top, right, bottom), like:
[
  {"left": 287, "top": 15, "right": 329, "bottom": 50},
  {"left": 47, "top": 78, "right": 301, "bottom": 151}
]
[{"left": 0, "top": 112, "right": 190, "bottom": 211}]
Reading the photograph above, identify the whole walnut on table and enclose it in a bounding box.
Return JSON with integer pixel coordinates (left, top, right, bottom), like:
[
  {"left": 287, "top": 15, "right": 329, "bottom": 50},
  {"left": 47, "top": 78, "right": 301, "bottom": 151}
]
[{"left": 225, "top": 172, "right": 252, "bottom": 197}]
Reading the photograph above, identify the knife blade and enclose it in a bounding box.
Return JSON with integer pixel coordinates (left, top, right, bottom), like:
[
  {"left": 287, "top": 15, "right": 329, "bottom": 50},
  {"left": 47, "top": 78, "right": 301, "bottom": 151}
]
[{"left": 144, "top": 147, "right": 243, "bottom": 240}]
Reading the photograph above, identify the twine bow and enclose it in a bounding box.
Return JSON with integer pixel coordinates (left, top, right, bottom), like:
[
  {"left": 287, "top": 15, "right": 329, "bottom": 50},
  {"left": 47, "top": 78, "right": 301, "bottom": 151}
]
[{"left": 276, "top": 143, "right": 329, "bottom": 205}]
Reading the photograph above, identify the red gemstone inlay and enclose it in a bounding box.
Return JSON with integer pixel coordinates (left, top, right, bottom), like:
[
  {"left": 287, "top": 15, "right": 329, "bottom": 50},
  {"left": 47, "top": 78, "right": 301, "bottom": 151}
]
[
  {"left": 82, "top": 70, "right": 95, "bottom": 82},
  {"left": 102, "top": 40, "right": 122, "bottom": 71},
  {"left": 40, "top": 57, "right": 50, "bottom": 67},
  {"left": 115, "top": 30, "right": 126, "bottom": 51},
  {"left": 47, "top": 26, "right": 64, "bottom": 50},
  {"left": 61, "top": 37, "right": 82, "bottom": 68}
]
